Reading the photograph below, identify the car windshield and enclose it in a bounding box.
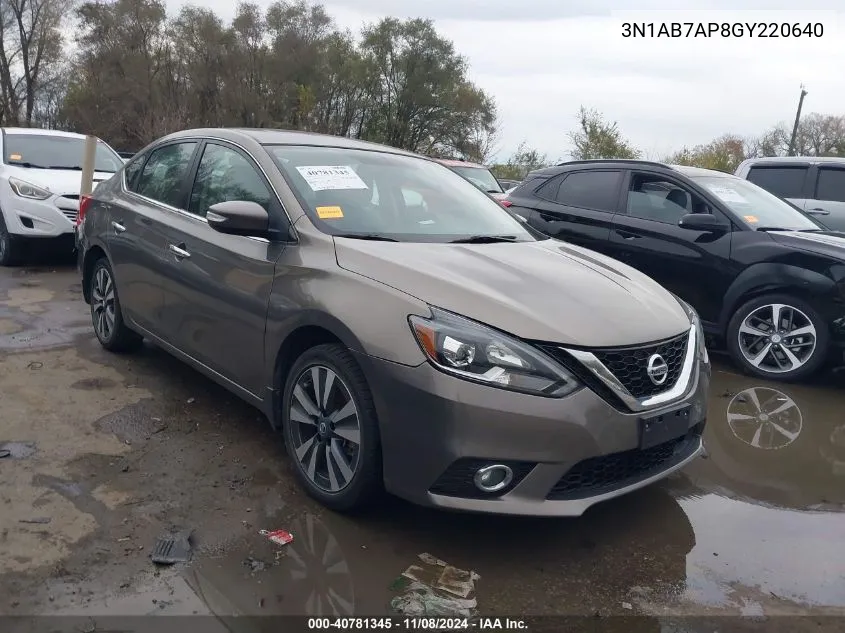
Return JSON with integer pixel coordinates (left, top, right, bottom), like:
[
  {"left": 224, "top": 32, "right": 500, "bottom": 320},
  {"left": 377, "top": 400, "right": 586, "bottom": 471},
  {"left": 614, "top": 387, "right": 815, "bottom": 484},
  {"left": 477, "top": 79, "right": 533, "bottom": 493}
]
[
  {"left": 690, "top": 175, "right": 821, "bottom": 231},
  {"left": 450, "top": 165, "right": 504, "bottom": 194},
  {"left": 3, "top": 134, "right": 123, "bottom": 173},
  {"left": 266, "top": 145, "right": 535, "bottom": 243}
]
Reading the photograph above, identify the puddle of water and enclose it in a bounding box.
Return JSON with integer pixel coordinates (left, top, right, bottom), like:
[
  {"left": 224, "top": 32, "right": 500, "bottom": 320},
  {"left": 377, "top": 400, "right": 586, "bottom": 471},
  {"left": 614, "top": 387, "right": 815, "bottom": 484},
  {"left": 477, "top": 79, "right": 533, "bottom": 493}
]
[
  {"left": 687, "top": 366, "right": 845, "bottom": 511},
  {"left": 0, "top": 441, "right": 37, "bottom": 459},
  {"left": 680, "top": 494, "right": 845, "bottom": 608},
  {"left": 44, "top": 572, "right": 219, "bottom": 617}
]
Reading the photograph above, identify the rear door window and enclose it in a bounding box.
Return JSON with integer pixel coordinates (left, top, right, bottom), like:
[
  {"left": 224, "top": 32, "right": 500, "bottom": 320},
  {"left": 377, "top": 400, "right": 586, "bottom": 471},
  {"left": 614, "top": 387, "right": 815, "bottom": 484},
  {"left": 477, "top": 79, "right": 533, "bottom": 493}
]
[
  {"left": 746, "top": 166, "right": 808, "bottom": 198},
  {"left": 123, "top": 154, "right": 146, "bottom": 192},
  {"left": 554, "top": 170, "right": 621, "bottom": 212},
  {"left": 134, "top": 142, "right": 198, "bottom": 209},
  {"left": 815, "top": 168, "right": 845, "bottom": 203}
]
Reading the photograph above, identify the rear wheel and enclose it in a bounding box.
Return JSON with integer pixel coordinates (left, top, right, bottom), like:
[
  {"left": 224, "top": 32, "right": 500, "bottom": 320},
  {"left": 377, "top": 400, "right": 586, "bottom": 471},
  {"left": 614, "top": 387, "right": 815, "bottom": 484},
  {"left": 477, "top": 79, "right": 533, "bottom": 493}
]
[
  {"left": 88, "top": 257, "right": 143, "bottom": 352},
  {"left": 726, "top": 294, "right": 828, "bottom": 381},
  {"left": 0, "top": 214, "right": 23, "bottom": 266},
  {"left": 282, "top": 343, "right": 382, "bottom": 512}
]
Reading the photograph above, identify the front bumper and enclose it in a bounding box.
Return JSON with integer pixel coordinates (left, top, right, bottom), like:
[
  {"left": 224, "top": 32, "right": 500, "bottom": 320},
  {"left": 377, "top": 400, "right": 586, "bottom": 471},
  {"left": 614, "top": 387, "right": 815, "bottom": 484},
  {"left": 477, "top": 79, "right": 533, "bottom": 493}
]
[
  {"left": 2, "top": 194, "right": 78, "bottom": 238},
  {"left": 357, "top": 352, "right": 709, "bottom": 517}
]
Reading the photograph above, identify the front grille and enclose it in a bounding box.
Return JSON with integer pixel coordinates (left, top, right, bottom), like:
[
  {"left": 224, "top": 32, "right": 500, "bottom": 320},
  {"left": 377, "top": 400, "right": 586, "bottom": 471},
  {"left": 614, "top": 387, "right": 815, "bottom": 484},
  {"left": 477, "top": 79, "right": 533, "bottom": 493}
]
[
  {"left": 591, "top": 332, "right": 688, "bottom": 399},
  {"left": 60, "top": 209, "right": 78, "bottom": 222},
  {"left": 429, "top": 458, "right": 536, "bottom": 499},
  {"left": 546, "top": 423, "right": 703, "bottom": 500}
]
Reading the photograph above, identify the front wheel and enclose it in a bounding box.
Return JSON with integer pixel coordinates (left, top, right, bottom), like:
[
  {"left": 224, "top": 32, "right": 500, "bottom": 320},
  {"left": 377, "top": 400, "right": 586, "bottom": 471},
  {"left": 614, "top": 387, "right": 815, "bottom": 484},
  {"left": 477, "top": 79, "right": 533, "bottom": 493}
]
[
  {"left": 281, "top": 343, "right": 382, "bottom": 512},
  {"left": 0, "top": 215, "right": 23, "bottom": 266},
  {"left": 88, "top": 257, "right": 143, "bottom": 352},
  {"left": 726, "top": 294, "right": 829, "bottom": 381}
]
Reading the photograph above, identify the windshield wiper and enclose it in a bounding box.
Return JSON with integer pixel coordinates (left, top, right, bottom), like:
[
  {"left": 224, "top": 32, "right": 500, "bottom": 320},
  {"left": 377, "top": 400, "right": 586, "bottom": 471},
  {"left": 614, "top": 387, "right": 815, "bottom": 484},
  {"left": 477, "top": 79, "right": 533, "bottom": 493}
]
[
  {"left": 9, "top": 161, "right": 47, "bottom": 169},
  {"left": 450, "top": 235, "right": 519, "bottom": 244},
  {"left": 334, "top": 233, "right": 399, "bottom": 242},
  {"left": 45, "top": 165, "right": 116, "bottom": 173},
  {"left": 756, "top": 226, "right": 820, "bottom": 233}
]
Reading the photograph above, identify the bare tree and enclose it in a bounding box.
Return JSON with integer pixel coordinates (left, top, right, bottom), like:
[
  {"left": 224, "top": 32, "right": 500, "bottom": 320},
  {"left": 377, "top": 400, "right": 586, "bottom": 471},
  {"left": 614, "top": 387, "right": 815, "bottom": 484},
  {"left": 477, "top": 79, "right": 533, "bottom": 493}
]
[{"left": 4, "top": 0, "right": 71, "bottom": 125}]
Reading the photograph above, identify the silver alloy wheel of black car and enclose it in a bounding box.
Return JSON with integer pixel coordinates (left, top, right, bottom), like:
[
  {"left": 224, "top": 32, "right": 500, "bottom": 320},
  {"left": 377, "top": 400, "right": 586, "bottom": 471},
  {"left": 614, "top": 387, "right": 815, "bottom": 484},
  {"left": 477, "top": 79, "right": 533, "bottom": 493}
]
[
  {"left": 288, "top": 364, "right": 362, "bottom": 493},
  {"left": 737, "top": 303, "right": 817, "bottom": 374},
  {"left": 727, "top": 387, "right": 802, "bottom": 450},
  {"left": 91, "top": 266, "right": 116, "bottom": 342}
]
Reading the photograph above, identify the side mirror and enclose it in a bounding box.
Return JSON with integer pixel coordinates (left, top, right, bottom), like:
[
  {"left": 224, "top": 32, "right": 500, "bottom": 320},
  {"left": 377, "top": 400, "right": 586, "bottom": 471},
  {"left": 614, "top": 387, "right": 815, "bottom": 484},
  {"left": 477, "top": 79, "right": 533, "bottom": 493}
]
[
  {"left": 206, "top": 200, "right": 269, "bottom": 237},
  {"left": 678, "top": 213, "right": 730, "bottom": 232}
]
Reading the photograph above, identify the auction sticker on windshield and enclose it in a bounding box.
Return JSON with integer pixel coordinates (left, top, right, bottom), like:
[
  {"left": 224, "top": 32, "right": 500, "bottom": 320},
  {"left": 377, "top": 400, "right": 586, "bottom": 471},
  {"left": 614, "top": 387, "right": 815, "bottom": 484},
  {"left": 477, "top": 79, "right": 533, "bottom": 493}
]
[
  {"left": 316, "top": 205, "right": 344, "bottom": 219},
  {"left": 705, "top": 184, "right": 748, "bottom": 205},
  {"left": 296, "top": 165, "right": 368, "bottom": 191}
]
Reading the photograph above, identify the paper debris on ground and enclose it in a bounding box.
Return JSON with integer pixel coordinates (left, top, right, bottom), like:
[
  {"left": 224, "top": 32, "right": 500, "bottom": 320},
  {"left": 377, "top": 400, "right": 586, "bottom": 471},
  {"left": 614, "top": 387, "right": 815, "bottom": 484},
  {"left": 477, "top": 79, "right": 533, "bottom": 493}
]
[{"left": 391, "top": 553, "right": 480, "bottom": 618}]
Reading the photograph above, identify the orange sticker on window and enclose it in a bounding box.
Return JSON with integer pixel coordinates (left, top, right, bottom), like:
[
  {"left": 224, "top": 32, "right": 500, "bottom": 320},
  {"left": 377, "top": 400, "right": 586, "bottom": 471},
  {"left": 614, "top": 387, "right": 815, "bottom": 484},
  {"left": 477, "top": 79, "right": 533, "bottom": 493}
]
[
  {"left": 316, "top": 205, "right": 344, "bottom": 219},
  {"left": 9, "top": 153, "right": 21, "bottom": 160},
  {"left": 744, "top": 215, "right": 759, "bottom": 223}
]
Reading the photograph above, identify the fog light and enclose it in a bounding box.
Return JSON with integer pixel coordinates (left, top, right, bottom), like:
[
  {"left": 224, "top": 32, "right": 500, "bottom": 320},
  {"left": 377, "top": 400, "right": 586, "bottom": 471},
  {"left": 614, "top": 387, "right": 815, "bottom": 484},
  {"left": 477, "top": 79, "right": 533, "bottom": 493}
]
[{"left": 473, "top": 464, "right": 513, "bottom": 493}]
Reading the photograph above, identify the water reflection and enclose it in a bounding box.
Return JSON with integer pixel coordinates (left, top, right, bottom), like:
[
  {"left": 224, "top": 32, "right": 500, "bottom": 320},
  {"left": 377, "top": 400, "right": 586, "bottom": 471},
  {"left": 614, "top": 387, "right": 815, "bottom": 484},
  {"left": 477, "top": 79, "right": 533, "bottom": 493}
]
[
  {"left": 183, "top": 487, "right": 696, "bottom": 620},
  {"left": 659, "top": 363, "right": 845, "bottom": 613},
  {"left": 727, "top": 387, "right": 802, "bottom": 450},
  {"left": 688, "top": 365, "right": 845, "bottom": 510},
  {"left": 286, "top": 513, "right": 355, "bottom": 616}
]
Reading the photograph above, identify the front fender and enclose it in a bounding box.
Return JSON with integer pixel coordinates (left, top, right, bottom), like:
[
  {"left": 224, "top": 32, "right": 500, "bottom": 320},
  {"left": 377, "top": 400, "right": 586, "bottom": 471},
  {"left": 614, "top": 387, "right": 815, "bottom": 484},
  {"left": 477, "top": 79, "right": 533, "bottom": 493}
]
[{"left": 719, "top": 262, "right": 837, "bottom": 330}]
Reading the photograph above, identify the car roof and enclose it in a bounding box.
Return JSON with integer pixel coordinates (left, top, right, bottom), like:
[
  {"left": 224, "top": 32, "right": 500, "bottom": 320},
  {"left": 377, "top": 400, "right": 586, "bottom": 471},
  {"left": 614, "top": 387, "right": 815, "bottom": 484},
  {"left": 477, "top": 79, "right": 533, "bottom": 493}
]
[
  {"left": 526, "top": 159, "right": 735, "bottom": 179},
  {"left": 160, "top": 128, "right": 422, "bottom": 158},
  {"left": 2, "top": 127, "right": 89, "bottom": 140},
  {"left": 668, "top": 164, "right": 739, "bottom": 179},
  {"left": 434, "top": 158, "right": 487, "bottom": 169},
  {"left": 738, "top": 155, "right": 845, "bottom": 166}
]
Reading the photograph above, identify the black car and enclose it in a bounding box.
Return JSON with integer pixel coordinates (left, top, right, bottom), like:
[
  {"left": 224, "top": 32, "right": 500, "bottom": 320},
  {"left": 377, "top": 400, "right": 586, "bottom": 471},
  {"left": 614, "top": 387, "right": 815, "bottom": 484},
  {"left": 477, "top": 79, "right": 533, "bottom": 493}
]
[{"left": 506, "top": 159, "right": 845, "bottom": 381}]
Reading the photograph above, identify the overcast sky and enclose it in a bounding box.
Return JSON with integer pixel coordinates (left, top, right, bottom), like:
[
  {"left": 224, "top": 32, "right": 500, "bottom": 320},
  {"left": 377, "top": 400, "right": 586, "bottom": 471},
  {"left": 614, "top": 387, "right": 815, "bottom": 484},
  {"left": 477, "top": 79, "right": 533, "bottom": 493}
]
[{"left": 168, "top": 0, "right": 844, "bottom": 162}]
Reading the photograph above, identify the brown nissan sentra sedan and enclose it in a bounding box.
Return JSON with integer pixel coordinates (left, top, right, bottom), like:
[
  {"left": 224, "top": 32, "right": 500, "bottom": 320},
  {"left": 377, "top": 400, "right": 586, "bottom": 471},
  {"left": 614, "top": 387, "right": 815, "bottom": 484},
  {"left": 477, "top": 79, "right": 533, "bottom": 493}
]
[{"left": 76, "top": 128, "right": 711, "bottom": 516}]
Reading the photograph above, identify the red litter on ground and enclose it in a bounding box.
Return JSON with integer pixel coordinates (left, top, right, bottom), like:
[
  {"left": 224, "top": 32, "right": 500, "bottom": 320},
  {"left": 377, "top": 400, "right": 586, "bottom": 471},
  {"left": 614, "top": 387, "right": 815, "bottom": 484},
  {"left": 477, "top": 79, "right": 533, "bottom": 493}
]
[{"left": 259, "top": 529, "right": 293, "bottom": 546}]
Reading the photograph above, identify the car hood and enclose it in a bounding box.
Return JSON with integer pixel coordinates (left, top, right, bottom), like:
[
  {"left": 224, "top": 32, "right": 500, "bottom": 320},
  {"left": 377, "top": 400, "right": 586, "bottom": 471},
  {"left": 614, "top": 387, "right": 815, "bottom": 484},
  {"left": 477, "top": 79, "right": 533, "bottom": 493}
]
[
  {"left": 334, "top": 238, "right": 691, "bottom": 346},
  {"left": 3, "top": 165, "right": 115, "bottom": 195},
  {"left": 767, "top": 230, "right": 845, "bottom": 259}
]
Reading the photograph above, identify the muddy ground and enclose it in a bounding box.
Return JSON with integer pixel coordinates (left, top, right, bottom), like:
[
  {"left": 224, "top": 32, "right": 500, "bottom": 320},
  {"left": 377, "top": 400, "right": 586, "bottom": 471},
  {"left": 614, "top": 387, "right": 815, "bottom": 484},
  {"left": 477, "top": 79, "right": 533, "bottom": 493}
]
[{"left": 0, "top": 262, "right": 843, "bottom": 632}]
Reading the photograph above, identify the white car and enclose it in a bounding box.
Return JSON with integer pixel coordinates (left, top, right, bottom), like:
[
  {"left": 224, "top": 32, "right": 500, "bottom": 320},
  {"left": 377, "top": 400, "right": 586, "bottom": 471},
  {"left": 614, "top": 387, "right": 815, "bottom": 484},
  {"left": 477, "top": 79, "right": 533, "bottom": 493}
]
[{"left": 0, "top": 128, "right": 124, "bottom": 266}]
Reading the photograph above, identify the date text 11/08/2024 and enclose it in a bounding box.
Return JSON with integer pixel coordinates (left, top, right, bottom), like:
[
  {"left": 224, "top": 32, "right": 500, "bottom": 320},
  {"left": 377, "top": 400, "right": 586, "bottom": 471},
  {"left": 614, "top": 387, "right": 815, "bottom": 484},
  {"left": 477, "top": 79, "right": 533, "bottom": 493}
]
[
  {"left": 621, "top": 21, "right": 824, "bottom": 38},
  {"left": 307, "top": 618, "right": 528, "bottom": 630}
]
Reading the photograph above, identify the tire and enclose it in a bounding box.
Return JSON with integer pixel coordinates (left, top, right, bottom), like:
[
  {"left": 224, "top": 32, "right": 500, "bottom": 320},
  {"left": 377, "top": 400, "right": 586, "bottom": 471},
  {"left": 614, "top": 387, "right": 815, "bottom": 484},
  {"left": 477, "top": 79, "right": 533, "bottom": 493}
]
[
  {"left": 88, "top": 257, "right": 143, "bottom": 353},
  {"left": 281, "top": 343, "right": 382, "bottom": 512},
  {"left": 0, "top": 214, "right": 23, "bottom": 266},
  {"left": 726, "top": 293, "right": 829, "bottom": 381}
]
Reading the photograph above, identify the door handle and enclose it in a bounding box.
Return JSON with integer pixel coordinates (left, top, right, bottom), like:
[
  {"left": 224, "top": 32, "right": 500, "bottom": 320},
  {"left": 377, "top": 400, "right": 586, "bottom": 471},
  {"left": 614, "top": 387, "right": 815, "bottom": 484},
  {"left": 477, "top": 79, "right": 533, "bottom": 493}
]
[
  {"left": 168, "top": 244, "right": 191, "bottom": 259},
  {"left": 617, "top": 230, "right": 641, "bottom": 240},
  {"left": 807, "top": 207, "right": 830, "bottom": 215},
  {"left": 111, "top": 221, "right": 126, "bottom": 233}
]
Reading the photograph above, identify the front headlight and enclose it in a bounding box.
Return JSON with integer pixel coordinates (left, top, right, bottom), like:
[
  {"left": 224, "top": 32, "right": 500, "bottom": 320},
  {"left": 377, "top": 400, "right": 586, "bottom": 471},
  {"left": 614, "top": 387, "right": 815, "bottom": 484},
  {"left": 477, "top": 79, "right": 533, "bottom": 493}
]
[
  {"left": 9, "top": 177, "right": 51, "bottom": 200},
  {"left": 409, "top": 307, "right": 582, "bottom": 397}
]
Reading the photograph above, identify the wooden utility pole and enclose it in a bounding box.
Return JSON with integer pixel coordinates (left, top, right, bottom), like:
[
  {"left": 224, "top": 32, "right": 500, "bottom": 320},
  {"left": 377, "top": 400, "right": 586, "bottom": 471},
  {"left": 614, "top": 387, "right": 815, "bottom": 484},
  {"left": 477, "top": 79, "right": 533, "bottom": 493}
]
[
  {"left": 788, "top": 85, "right": 808, "bottom": 156},
  {"left": 80, "top": 135, "right": 97, "bottom": 195}
]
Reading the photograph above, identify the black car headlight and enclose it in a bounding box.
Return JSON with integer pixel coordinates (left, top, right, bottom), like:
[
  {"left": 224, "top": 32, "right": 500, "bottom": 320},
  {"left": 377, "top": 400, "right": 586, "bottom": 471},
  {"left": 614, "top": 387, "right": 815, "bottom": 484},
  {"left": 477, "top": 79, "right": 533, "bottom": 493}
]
[{"left": 409, "top": 307, "right": 582, "bottom": 397}]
